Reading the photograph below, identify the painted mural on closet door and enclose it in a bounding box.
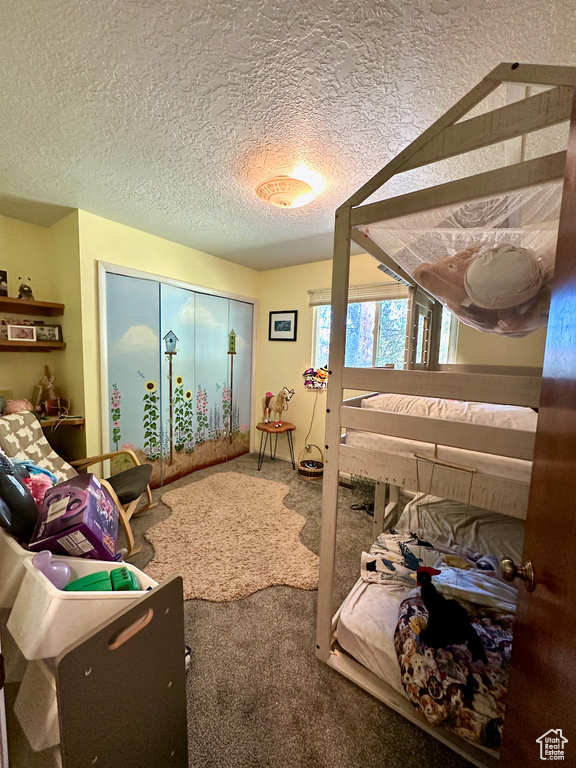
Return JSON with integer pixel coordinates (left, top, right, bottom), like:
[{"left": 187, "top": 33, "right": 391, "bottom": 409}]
[{"left": 106, "top": 273, "right": 252, "bottom": 487}]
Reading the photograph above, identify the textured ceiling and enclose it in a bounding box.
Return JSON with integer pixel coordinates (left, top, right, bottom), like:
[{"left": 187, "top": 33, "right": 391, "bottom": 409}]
[{"left": 0, "top": 0, "right": 575, "bottom": 270}]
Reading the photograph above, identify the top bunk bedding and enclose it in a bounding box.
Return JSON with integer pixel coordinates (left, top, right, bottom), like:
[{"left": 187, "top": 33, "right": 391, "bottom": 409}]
[
  {"left": 344, "top": 392, "right": 536, "bottom": 484},
  {"left": 342, "top": 393, "right": 537, "bottom": 516}
]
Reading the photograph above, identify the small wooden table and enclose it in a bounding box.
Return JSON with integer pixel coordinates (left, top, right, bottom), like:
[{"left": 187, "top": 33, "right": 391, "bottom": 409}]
[{"left": 256, "top": 421, "right": 296, "bottom": 470}]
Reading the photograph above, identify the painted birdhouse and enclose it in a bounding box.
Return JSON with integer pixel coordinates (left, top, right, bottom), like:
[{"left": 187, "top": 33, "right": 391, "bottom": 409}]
[
  {"left": 163, "top": 330, "right": 179, "bottom": 354},
  {"left": 228, "top": 328, "right": 237, "bottom": 355}
]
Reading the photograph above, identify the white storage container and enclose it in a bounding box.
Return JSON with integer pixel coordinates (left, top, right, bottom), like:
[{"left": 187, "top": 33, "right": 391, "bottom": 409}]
[
  {"left": 7, "top": 557, "right": 157, "bottom": 660},
  {"left": 14, "top": 659, "right": 59, "bottom": 751},
  {"left": 0, "top": 528, "right": 33, "bottom": 610}
]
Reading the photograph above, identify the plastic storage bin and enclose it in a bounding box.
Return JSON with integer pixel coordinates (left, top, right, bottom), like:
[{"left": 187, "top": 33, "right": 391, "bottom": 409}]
[
  {"left": 14, "top": 659, "right": 59, "bottom": 751},
  {"left": 0, "top": 528, "right": 33, "bottom": 610},
  {"left": 7, "top": 557, "right": 157, "bottom": 659}
]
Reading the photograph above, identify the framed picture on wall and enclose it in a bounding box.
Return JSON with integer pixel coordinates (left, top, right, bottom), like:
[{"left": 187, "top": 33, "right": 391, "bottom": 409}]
[{"left": 269, "top": 310, "right": 298, "bottom": 342}]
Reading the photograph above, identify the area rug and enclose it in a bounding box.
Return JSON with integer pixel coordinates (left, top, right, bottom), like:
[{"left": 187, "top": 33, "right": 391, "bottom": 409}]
[{"left": 144, "top": 472, "right": 319, "bottom": 601}]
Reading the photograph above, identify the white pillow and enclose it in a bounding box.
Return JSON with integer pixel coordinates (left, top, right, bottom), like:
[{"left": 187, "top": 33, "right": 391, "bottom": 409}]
[
  {"left": 361, "top": 392, "right": 537, "bottom": 432},
  {"left": 395, "top": 493, "right": 525, "bottom": 564}
]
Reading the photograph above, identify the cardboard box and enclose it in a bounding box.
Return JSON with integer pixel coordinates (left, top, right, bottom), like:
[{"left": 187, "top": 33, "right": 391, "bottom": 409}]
[{"left": 29, "top": 474, "right": 119, "bottom": 560}]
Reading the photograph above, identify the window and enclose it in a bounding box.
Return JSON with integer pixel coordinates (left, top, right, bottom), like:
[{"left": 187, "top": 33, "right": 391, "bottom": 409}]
[
  {"left": 438, "top": 306, "right": 458, "bottom": 365},
  {"left": 314, "top": 298, "right": 409, "bottom": 369},
  {"left": 312, "top": 287, "right": 457, "bottom": 370}
]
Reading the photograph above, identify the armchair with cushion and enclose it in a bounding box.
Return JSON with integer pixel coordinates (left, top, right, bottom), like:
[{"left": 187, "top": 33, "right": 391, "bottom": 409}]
[{"left": 0, "top": 412, "right": 156, "bottom": 556}]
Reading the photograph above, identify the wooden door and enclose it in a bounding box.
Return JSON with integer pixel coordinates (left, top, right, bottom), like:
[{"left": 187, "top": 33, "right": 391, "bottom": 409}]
[{"left": 499, "top": 96, "right": 576, "bottom": 767}]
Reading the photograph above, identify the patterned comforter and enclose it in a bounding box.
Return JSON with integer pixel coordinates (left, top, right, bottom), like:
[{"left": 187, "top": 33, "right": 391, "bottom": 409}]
[{"left": 394, "top": 593, "right": 514, "bottom": 749}]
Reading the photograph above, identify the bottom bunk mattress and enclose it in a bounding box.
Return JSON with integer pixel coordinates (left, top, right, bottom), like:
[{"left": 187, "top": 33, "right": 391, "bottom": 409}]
[
  {"left": 335, "top": 523, "right": 519, "bottom": 750},
  {"left": 336, "top": 579, "right": 412, "bottom": 697}
]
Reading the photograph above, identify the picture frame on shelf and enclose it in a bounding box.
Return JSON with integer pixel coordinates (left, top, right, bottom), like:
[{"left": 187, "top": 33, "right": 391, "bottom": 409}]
[
  {"left": 0, "top": 270, "right": 7, "bottom": 297},
  {"left": 7, "top": 324, "right": 36, "bottom": 341},
  {"left": 35, "top": 325, "right": 62, "bottom": 342},
  {"left": 268, "top": 310, "right": 298, "bottom": 342}
]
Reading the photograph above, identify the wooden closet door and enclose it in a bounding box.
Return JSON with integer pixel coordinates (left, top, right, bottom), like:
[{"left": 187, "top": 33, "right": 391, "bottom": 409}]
[{"left": 500, "top": 96, "right": 576, "bottom": 767}]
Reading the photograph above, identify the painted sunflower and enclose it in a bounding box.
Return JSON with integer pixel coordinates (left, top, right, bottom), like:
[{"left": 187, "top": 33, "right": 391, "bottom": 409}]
[
  {"left": 176, "top": 375, "right": 184, "bottom": 386},
  {"left": 185, "top": 390, "right": 192, "bottom": 400},
  {"left": 145, "top": 380, "right": 157, "bottom": 392}
]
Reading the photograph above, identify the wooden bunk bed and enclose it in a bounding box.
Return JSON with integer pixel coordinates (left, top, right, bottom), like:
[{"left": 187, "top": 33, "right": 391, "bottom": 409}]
[{"left": 315, "top": 63, "right": 576, "bottom": 768}]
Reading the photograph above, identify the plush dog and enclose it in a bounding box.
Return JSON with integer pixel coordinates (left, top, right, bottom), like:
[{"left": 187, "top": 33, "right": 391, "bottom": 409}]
[
  {"left": 419, "top": 694, "right": 447, "bottom": 725},
  {"left": 413, "top": 243, "right": 550, "bottom": 337}
]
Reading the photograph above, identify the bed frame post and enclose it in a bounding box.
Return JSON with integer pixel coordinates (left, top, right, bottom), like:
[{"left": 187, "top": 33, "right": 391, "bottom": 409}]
[
  {"left": 315, "top": 204, "right": 352, "bottom": 662},
  {"left": 372, "top": 482, "right": 386, "bottom": 539}
]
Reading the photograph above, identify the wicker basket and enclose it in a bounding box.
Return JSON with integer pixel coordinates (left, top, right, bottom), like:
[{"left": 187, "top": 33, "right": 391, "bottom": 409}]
[{"left": 297, "top": 444, "right": 324, "bottom": 480}]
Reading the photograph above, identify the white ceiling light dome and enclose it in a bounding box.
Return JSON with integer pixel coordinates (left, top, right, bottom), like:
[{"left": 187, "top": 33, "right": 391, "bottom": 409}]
[{"left": 256, "top": 176, "right": 315, "bottom": 209}]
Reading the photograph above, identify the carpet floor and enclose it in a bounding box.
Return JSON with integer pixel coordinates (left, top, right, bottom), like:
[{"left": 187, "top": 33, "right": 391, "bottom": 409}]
[
  {"left": 127, "top": 453, "right": 471, "bottom": 768},
  {"left": 145, "top": 472, "right": 319, "bottom": 601}
]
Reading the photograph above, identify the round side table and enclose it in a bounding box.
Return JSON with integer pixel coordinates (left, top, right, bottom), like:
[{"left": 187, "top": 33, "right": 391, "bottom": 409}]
[{"left": 256, "top": 421, "right": 296, "bottom": 470}]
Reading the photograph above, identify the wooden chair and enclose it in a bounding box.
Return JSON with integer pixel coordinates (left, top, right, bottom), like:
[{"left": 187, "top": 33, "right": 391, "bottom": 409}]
[{"left": 0, "top": 412, "right": 156, "bottom": 557}]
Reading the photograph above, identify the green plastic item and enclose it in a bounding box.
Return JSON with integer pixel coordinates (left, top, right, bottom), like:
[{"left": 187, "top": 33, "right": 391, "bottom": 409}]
[
  {"left": 63, "top": 567, "right": 140, "bottom": 592},
  {"left": 64, "top": 571, "right": 113, "bottom": 592},
  {"left": 110, "top": 567, "right": 140, "bottom": 591}
]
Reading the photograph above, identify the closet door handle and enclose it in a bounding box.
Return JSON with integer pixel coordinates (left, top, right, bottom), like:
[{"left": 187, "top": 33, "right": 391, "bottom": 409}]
[{"left": 500, "top": 557, "right": 535, "bottom": 591}]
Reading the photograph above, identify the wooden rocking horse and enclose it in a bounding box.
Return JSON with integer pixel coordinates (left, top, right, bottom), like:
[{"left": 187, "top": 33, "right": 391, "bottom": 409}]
[{"left": 262, "top": 387, "right": 295, "bottom": 428}]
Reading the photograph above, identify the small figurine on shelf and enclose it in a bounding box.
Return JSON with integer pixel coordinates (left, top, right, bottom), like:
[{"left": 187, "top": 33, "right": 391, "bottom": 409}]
[
  {"left": 33, "top": 366, "right": 69, "bottom": 417},
  {"left": 17, "top": 276, "right": 34, "bottom": 301}
]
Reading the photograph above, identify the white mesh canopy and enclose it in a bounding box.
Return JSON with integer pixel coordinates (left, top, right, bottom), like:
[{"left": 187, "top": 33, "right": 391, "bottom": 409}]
[{"left": 359, "top": 180, "right": 562, "bottom": 337}]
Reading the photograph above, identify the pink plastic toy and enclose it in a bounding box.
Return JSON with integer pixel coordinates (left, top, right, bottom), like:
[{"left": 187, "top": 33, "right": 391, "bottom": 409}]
[{"left": 32, "top": 550, "right": 71, "bottom": 589}]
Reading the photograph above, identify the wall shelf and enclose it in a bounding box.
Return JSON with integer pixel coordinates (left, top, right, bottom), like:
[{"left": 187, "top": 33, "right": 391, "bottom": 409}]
[
  {"left": 0, "top": 340, "right": 66, "bottom": 352},
  {"left": 0, "top": 297, "right": 65, "bottom": 317},
  {"left": 40, "top": 417, "right": 85, "bottom": 429}
]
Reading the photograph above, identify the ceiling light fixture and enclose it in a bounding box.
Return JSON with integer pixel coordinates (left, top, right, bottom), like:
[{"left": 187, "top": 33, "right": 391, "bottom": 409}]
[{"left": 256, "top": 175, "right": 315, "bottom": 209}]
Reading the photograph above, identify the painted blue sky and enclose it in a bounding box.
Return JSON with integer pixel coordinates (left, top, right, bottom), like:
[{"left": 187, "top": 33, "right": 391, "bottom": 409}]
[{"left": 106, "top": 273, "right": 253, "bottom": 456}]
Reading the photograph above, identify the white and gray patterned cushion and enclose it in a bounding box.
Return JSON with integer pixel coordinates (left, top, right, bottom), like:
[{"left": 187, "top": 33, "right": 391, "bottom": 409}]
[{"left": 0, "top": 412, "right": 77, "bottom": 483}]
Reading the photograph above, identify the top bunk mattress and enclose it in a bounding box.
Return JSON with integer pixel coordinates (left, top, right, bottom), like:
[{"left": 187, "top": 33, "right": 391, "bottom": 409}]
[{"left": 344, "top": 393, "right": 537, "bottom": 485}]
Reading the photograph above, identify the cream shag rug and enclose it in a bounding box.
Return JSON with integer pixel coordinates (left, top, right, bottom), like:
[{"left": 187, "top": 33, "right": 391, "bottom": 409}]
[{"left": 144, "top": 472, "right": 319, "bottom": 601}]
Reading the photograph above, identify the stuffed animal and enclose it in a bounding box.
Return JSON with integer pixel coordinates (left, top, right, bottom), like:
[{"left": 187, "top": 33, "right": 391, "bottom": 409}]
[
  {"left": 413, "top": 243, "right": 551, "bottom": 337},
  {"left": 4, "top": 399, "right": 34, "bottom": 414},
  {"left": 417, "top": 566, "right": 487, "bottom": 662},
  {"left": 23, "top": 474, "right": 53, "bottom": 507},
  {"left": 17, "top": 277, "right": 34, "bottom": 300}
]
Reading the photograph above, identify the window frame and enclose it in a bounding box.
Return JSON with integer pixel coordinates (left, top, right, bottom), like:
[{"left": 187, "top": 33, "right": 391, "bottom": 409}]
[
  {"left": 311, "top": 286, "right": 457, "bottom": 371},
  {"left": 313, "top": 297, "right": 411, "bottom": 370}
]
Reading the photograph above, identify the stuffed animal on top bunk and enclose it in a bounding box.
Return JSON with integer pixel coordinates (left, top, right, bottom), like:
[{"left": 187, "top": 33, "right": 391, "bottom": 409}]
[
  {"left": 415, "top": 566, "right": 487, "bottom": 663},
  {"left": 412, "top": 243, "right": 551, "bottom": 337}
]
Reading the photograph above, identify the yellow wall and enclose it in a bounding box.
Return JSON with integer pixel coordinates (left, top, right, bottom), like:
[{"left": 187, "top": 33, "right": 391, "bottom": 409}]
[
  {"left": 0, "top": 215, "right": 57, "bottom": 401},
  {"left": 0, "top": 212, "right": 85, "bottom": 457},
  {"left": 455, "top": 322, "right": 546, "bottom": 368},
  {"left": 77, "top": 211, "right": 260, "bottom": 456},
  {"left": 256, "top": 253, "right": 388, "bottom": 462}
]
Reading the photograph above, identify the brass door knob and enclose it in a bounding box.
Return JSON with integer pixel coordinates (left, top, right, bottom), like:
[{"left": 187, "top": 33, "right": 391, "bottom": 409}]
[{"left": 500, "top": 557, "right": 535, "bottom": 591}]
